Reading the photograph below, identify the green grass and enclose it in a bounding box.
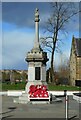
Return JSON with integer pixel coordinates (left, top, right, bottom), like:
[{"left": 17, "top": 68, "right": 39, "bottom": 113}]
[
  {"left": 0, "top": 82, "right": 81, "bottom": 91},
  {"left": 0, "top": 83, "right": 2, "bottom": 91},
  {"left": 48, "top": 84, "right": 81, "bottom": 91},
  {"left": 1, "top": 82, "right": 26, "bottom": 91}
]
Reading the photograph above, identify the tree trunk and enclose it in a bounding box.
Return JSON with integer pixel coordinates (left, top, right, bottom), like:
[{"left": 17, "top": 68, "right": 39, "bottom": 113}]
[{"left": 50, "top": 44, "right": 56, "bottom": 84}]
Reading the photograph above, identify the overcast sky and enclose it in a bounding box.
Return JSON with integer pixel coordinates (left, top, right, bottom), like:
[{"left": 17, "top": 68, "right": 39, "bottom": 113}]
[{"left": 1, "top": 2, "right": 79, "bottom": 70}]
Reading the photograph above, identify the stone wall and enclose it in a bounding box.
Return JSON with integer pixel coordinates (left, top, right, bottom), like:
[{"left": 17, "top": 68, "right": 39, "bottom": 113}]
[
  {"left": 76, "top": 57, "right": 81, "bottom": 80},
  {"left": 69, "top": 42, "right": 76, "bottom": 86}
]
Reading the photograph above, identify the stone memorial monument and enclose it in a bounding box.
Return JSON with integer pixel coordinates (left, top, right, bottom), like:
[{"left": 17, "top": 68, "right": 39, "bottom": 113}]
[
  {"left": 14, "top": 8, "right": 49, "bottom": 104},
  {"left": 25, "top": 8, "right": 48, "bottom": 93}
]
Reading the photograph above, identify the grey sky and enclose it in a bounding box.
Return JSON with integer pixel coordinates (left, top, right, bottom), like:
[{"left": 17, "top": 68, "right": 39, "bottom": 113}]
[
  {"left": 2, "top": 2, "right": 51, "bottom": 29},
  {"left": 2, "top": 2, "right": 79, "bottom": 31}
]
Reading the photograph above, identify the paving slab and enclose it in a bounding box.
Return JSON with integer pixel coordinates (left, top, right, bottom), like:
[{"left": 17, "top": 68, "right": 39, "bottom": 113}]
[{"left": 1, "top": 96, "right": 80, "bottom": 119}]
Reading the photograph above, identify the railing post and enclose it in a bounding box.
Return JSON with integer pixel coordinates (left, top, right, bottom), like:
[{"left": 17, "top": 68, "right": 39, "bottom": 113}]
[{"left": 64, "top": 90, "right": 69, "bottom": 120}]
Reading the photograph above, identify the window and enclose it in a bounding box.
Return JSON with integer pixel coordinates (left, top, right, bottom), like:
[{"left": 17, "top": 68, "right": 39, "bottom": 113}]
[
  {"left": 75, "top": 80, "right": 81, "bottom": 87},
  {"left": 35, "top": 67, "right": 41, "bottom": 80}
]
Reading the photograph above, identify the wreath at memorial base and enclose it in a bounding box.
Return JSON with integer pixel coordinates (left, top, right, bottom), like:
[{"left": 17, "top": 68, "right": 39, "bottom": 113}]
[{"left": 28, "top": 85, "right": 49, "bottom": 98}]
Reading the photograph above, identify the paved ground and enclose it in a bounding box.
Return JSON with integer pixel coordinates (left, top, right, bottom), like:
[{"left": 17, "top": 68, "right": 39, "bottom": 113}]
[{"left": 1, "top": 96, "right": 81, "bottom": 119}]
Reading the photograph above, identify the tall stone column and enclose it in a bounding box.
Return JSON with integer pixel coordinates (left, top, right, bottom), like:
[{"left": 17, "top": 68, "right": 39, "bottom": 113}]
[{"left": 34, "top": 8, "right": 40, "bottom": 49}]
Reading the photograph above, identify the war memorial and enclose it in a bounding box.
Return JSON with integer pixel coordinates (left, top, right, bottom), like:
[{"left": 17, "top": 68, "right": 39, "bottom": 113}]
[
  {"left": 1, "top": 8, "right": 81, "bottom": 119},
  {"left": 13, "top": 8, "right": 50, "bottom": 104}
]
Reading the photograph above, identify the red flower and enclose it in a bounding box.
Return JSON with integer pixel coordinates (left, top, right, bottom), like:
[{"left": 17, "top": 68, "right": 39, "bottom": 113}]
[{"left": 29, "top": 84, "right": 49, "bottom": 98}]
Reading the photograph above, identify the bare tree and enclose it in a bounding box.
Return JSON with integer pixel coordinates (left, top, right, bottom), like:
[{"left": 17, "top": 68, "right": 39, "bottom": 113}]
[{"left": 40, "top": 2, "right": 80, "bottom": 84}]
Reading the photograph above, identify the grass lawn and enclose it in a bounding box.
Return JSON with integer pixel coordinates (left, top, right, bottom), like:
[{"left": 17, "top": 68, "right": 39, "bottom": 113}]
[
  {"left": 0, "top": 82, "right": 81, "bottom": 91},
  {"left": 48, "top": 84, "right": 81, "bottom": 91},
  {"left": 1, "top": 82, "right": 26, "bottom": 91}
]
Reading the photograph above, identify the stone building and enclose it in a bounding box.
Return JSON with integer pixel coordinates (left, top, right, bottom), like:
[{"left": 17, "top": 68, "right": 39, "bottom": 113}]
[
  {"left": 69, "top": 36, "right": 81, "bottom": 86},
  {"left": 1, "top": 70, "right": 28, "bottom": 83}
]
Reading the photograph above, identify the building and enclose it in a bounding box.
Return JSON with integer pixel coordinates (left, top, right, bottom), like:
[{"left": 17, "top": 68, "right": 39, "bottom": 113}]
[
  {"left": 0, "top": 69, "right": 28, "bottom": 83},
  {"left": 70, "top": 36, "right": 81, "bottom": 86}
]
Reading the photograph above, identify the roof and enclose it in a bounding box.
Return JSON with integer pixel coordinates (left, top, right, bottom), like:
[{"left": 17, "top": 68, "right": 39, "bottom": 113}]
[{"left": 74, "top": 37, "right": 81, "bottom": 57}]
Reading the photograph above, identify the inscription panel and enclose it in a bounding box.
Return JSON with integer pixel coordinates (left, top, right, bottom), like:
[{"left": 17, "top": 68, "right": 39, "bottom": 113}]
[{"left": 35, "top": 67, "right": 41, "bottom": 80}]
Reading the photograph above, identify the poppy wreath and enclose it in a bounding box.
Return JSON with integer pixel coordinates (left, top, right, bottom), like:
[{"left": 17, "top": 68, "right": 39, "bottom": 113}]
[{"left": 29, "top": 85, "right": 49, "bottom": 98}]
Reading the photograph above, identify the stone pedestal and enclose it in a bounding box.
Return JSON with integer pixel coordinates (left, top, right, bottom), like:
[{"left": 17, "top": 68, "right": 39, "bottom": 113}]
[{"left": 25, "top": 50, "right": 48, "bottom": 95}]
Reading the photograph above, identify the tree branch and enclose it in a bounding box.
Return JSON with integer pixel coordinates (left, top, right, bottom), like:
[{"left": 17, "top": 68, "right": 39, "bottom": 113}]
[{"left": 58, "top": 10, "right": 80, "bottom": 31}]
